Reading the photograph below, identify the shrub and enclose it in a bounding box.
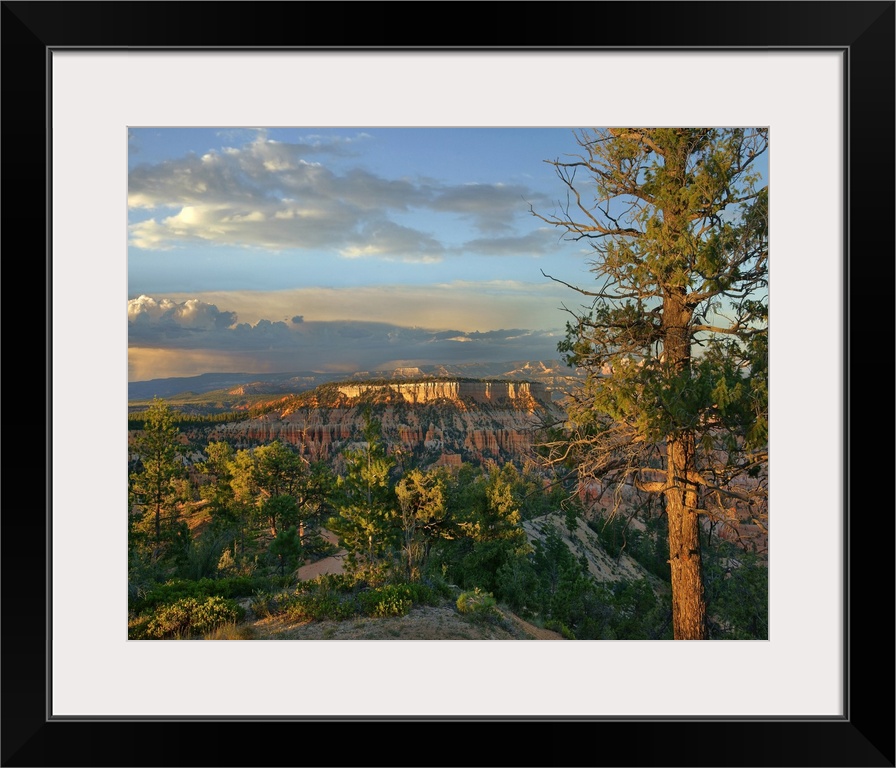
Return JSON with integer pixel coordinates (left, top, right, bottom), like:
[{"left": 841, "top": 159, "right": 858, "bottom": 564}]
[
  {"left": 284, "top": 591, "right": 356, "bottom": 622},
  {"left": 132, "top": 596, "right": 245, "bottom": 639},
  {"left": 396, "top": 580, "right": 443, "bottom": 606},
  {"left": 131, "top": 575, "right": 263, "bottom": 614},
  {"left": 250, "top": 589, "right": 292, "bottom": 619},
  {"left": 544, "top": 619, "right": 576, "bottom": 640},
  {"left": 456, "top": 588, "right": 498, "bottom": 618},
  {"left": 357, "top": 584, "right": 413, "bottom": 618}
]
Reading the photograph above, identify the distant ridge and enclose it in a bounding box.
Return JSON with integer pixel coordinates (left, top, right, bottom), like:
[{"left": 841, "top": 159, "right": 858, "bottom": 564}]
[{"left": 128, "top": 360, "right": 583, "bottom": 401}]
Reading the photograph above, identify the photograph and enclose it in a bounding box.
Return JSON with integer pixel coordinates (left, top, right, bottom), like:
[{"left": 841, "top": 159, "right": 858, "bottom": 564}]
[
  {"left": 4, "top": 0, "right": 891, "bottom": 764},
  {"left": 126, "top": 126, "right": 770, "bottom": 644}
]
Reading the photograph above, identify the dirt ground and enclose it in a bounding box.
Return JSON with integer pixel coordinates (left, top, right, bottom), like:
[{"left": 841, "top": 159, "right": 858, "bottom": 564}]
[
  {"left": 295, "top": 529, "right": 347, "bottom": 580},
  {"left": 244, "top": 530, "right": 563, "bottom": 641},
  {"left": 247, "top": 603, "right": 562, "bottom": 641}
]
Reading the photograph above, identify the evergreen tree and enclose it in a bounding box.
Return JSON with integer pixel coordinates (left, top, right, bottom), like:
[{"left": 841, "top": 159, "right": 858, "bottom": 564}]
[
  {"left": 268, "top": 525, "right": 303, "bottom": 578},
  {"left": 328, "top": 417, "right": 398, "bottom": 581},
  {"left": 129, "top": 397, "right": 188, "bottom": 563},
  {"left": 395, "top": 468, "right": 450, "bottom": 581},
  {"left": 532, "top": 128, "right": 768, "bottom": 639}
]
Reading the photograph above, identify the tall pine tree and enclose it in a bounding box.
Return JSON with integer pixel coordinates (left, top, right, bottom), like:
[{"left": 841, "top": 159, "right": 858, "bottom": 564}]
[
  {"left": 533, "top": 128, "right": 768, "bottom": 639},
  {"left": 129, "top": 397, "right": 188, "bottom": 563}
]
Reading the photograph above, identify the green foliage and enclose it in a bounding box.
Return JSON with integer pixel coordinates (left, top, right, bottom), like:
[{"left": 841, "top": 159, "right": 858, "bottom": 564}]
[
  {"left": 249, "top": 589, "right": 289, "bottom": 619},
  {"left": 432, "top": 463, "right": 533, "bottom": 593},
  {"left": 129, "top": 410, "right": 250, "bottom": 430},
  {"left": 494, "top": 555, "right": 540, "bottom": 616},
  {"left": 327, "top": 416, "right": 400, "bottom": 579},
  {"left": 224, "top": 440, "right": 335, "bottom": 541},
  {"left": 395, "top": 468, "right": 451, "bottom": 582},
  {"left": 703, "top": 546, "right": 768, "bottom": 639},
  {"left": 126, "top": 379, "right": 765, "bottom": 640},
  {"left": 130, "top": 575, "right": 263, "bottom": 614},
  {"left": 592, "top": 581, "right": 672, "bottom": 640},
  {"left": 284, "top": 584, "right": 358, "bottom": 623},
  {"left": 130, "top": 596, "right": 245, "bottom": 640},
  {"left": 534, "top": 128, "right": 769, "bottom": 638},
  {"left": 261, "top": 575, "right": 446, "bottom": 624},
  {"left": 300, "top": 530, "right": 339, "bottom": 560},
  {"left": 173, "top": 526, "right": 244, "bottom": 582},
  {"left": 456, "top": 588, "right": 497, "bottom": 615},
  {"left": 493, "top": 522, "right": 672, "bottom": 639},
  {"left": 358, "top": 581, "right": 442, "bottom": 618},
  {"left": 357, "top": 585, "right": 413, "bottom": 618},
  {"left": 268, "top": 525, "right": 303, "bottom": 577},
  {"left": 456, "top": 539, "right": 522, "bottom": 594},
  {"left": 589, "top": 509, "right": 670, "bottom": 584},
  {"left": 129, "top": 398, "right": 190, "bottom": 565},
  {"left": 543, "top": 620, "right": 577, "bottom": 640}
]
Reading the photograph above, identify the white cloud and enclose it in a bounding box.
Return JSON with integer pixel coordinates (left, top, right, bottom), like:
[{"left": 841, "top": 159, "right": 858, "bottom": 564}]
[
  {"left": 127, "top": 292, "right": 566, "bottom": 380},
  {"left": 128, "top": 134, "right": 548, "bottom": 259},
  {"left": 127, "top": 295, "right": 237, "bottom": 339}
]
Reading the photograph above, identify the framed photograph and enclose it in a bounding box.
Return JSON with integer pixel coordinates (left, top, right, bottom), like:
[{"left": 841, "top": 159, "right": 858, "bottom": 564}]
[{"left": 8, "top": 1, "right": 893, "bottom": 765}]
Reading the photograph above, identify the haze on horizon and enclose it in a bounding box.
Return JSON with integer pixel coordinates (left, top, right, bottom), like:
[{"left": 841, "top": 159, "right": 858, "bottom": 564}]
[{"left": 127, "top": 127, "right": 606, "bottom": 382}]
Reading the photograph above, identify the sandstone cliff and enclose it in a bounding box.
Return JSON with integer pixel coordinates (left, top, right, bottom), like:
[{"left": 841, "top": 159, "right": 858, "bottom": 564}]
[
  {"left": 207, "top": 379, "right": 562, "bottom": 467},
  {"left": 334, "top": 379, "right": 547, "bottom": 408}
]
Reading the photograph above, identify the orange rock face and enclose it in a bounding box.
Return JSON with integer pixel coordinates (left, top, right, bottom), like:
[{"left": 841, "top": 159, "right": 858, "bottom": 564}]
[{"left": 208, "top": 380, "right": 561, "bottom": 467}]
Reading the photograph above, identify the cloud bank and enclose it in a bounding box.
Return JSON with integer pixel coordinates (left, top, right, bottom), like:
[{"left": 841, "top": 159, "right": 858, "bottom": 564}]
[{"left": 127, "top": 295, "right": 563, "bottom": 381}]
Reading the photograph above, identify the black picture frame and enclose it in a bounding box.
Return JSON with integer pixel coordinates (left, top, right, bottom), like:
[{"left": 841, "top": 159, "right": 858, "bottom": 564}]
[{"left": 5, "top": 2, "right": 893, "bottom": 766}]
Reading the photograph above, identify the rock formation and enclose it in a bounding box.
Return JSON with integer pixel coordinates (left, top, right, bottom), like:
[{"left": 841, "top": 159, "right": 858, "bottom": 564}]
[{"left": 207, "top": 379, "right": 561, "bottom": 468}]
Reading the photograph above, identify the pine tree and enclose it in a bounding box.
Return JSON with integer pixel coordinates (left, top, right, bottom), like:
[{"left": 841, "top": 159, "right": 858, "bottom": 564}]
[
  {"left": 328, "top": 416, "right": 398, "bottom": 581},
  {"left": 533, "top": 128, "right": 768, "bottom": 640},
  {"left": 129, "top": 397, "right": 188, "bottom": 562}
]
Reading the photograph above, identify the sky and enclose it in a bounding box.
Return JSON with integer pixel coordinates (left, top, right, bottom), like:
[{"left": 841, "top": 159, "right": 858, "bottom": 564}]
[
  {"left": 127, "top": 127, "right": 768, "bottom": 383},
  {"left": 127, "top": 127, "right": 603, "bottom": 382}
]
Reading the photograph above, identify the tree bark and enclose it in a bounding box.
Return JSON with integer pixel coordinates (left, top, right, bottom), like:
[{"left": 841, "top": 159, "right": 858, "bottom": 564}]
[
  {"left": 664, "top": 290, "right": 707, "bottom": 638},
  {"left": 665, "top": 432, "right": 707, "bottom": 639},
  {"left": 660, "top": 142, "right": 709, "bottom": 640},
  {"left": 662, "top": 293, "right": 708, "bottom": 639}
]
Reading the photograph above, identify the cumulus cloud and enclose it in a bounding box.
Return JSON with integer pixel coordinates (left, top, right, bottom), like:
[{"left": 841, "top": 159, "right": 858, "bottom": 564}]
[
  {"left": 128, "top": 133, "right": 547, "bottom": 259},
  {"left": 128, "top": 295, "right": 237, "bottom": 330},
  {"left": 128, "top": 295, "right": 240, "bottom": 346}
]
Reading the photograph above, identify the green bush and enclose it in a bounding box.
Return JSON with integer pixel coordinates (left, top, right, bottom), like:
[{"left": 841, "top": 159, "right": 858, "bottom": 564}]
[
  {"left": 397, "top": 580, "right": 444, "bottom": 606},
  {"left": 131, "top": 596, "right": 245, "bottom": 639},
  {"left": 357, "top": 584, "right": 414, "bottom": 618},
  {"left": 250, "top": 589, "right": 293, "bottom": 618},
  {"left": 418, "top": 573, "right": 457, "bottom": 602},
  {"left": 284, "top": 575, "right": 359, "bottom": 622},
  {"left": 544, "top": 619, "right": 576, "bottom": 640},
  {"left": 456, "top": 588, "right": 497, "bottom": 616},
  {"left": 131, "top": 575, "right": 263, "bottom": 614},
  {"left": 284, "top": 578, "right": 443, "bottom": 622},
  {"left": 703, "top": 548, "right": 768, "bottom": 639},
  {"left": 295, "top": 572, "right": 354, "bottom": 595},
  {"left": 284, "top": 590, "right": 356, "bottom": 622}
]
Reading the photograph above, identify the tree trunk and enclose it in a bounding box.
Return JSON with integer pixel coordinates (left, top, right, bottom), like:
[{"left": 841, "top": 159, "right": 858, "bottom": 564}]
[
  {"left": 665, "top": 432, "right": 707, "bottom": 639},
  {"left": 662, "top": 272, "right": 708, "bottom": 639},
  {"left": 153, "top": 498, "right": 162, "bottom": 562}
]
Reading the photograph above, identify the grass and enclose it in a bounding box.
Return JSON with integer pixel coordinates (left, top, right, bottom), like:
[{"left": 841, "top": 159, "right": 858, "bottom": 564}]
[{"left": 203, "top": 622, "right": 256, "bottom": 640}]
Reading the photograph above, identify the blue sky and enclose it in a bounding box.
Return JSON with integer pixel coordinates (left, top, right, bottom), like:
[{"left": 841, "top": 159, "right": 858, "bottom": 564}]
[
  {"left": 127, "top": 127, "right": 767, "bottom": 382},
  {"left": 127, "top": 127, "right": 602, "bottom": 381}
]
